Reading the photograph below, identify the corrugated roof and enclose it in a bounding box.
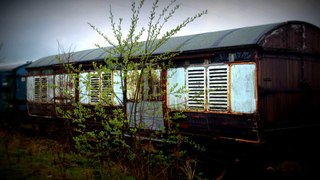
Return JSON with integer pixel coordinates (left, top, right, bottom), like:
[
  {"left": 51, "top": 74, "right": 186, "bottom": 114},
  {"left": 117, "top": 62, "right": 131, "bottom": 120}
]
[{"left": 26, "top": 21, "right": 292, "bottom": 68}]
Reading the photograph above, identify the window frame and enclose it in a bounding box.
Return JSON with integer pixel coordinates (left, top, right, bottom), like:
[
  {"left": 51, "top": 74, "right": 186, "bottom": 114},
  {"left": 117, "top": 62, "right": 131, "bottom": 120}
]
[
  {"left": 28, "top": 75, "right": 53, "bottom": 103},
  {"left": 54, "top": 74, "right": 75, "bottom": 104}
]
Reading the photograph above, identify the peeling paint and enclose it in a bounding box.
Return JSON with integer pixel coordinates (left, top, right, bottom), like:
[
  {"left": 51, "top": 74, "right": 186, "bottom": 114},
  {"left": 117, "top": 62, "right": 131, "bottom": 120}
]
[
  {"left": 302, "top": 25, "right": 307, "bottom": 49},
  {"left": 262, "top": 28, "right": 283, "bottom": 47},
  {"left": 230, "top": 64, "right": 257, "bottom": 113}
]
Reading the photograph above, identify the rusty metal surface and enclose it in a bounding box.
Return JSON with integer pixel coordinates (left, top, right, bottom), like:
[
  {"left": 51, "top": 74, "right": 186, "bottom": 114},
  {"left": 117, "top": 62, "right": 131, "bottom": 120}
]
[{"left": 175, "top": 112, "right": 260, "bottom": 142}]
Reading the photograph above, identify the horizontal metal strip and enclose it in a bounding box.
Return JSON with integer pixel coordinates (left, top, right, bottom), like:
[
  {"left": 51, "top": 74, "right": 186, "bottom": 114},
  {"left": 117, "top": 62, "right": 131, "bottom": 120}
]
[
  {"left": 188, "top": 105, "right": 205, "bottom": 107},
  {"left": 209, "top": 104, "right": 227, "bottom": 106},
  {"left": 188, "top": 88, "right": 205, "bottom": 91},
  {"left": 188, "top": 97, "right": 205, "bottom": 100},
  {"left": 209, "top": 98, "right": 227, "bottom": 100},
  {"left": 188, "top": 70, "right": 205, "bottom": 72}
]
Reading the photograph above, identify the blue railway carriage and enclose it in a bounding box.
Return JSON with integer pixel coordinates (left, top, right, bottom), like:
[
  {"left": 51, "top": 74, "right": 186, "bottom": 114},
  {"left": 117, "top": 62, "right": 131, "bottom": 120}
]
[
  {"left": 0, "top": 62, "right": 30, "bottom": 126},
  {"left": 25, "top": 21, "right": 320, "bottom": 144}
]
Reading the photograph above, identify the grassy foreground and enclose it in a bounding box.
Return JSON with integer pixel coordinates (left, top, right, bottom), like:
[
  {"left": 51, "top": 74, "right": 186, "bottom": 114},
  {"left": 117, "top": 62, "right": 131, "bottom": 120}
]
[{"left": 0, "top": 129, "right": 135, "bottom": 180}]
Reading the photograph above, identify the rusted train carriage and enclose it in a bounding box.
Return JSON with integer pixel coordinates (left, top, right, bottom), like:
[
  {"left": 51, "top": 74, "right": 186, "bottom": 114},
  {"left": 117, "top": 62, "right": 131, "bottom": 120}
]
[{"left": 26, "top": 21, "right": 320, "bottom": 143}]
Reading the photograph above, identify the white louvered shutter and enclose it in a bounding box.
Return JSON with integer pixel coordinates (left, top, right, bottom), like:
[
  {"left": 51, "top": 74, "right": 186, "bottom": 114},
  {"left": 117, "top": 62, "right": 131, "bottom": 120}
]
[
  {"left": 207, "top": 65, "right": 229, "bottom": 111},
  {"left": 187, "top": 67, "right": 205, "bottom": 110},
  {"left": 34, "top": 77, "right": 41, "bottom": 101},
  {"left": 90, "top": 74, "right": 100, "bottom": 103},
  {"left": 101, "top": 73, "right": 112, "bottom": 103}
]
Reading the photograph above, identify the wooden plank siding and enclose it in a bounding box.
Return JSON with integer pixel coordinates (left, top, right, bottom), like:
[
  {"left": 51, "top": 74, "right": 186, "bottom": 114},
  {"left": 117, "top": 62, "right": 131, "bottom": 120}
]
[{"left": 258, "top": 22, "right": 320, "bottom": 132}]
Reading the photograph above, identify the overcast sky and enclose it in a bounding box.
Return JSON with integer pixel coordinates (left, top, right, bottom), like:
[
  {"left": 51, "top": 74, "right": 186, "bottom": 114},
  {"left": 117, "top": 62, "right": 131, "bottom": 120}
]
[{"left": 0, "top": 0, "right": 319, "bottom": 65}]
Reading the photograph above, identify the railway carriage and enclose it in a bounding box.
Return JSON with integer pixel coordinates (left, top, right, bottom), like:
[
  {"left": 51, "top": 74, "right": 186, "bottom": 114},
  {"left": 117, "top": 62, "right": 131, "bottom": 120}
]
[
  {"left": 0, "top": 62, "right": 30, "bottom": 126},
  {"left": 25, "top": 21, "right": 320, "bottom": 143}
]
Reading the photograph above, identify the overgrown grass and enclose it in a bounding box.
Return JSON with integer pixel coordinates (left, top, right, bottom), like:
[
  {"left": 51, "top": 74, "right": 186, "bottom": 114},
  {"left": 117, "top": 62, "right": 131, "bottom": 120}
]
[
  {"left": 0, "top": 129, "right": 135, "bottom": 179},
  {"left": 0, "top": 129, "right": 204, "bottom": 179}
]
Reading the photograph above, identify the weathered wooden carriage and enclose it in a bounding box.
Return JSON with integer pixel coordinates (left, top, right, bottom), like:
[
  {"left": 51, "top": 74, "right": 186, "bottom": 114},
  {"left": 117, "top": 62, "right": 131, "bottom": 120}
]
[{"left": 26, "top": 21, "right": 320, "bottom": 143}]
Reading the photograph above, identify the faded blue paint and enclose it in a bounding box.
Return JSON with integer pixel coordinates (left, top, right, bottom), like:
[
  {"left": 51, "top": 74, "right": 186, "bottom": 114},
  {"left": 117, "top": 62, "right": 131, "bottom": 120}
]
[
  {"left": 113, "top": 71, "right": 123, "bottom": 106},
  {"left": 79, "top": 72, "right": 89, "bottom": 104},
  {"left": 127, "top": 101, "right": 164, "bottom": 131},
  {"left": 230, "top": 64, "right": 256, "bottom": 113},
  {"left": 15, "top": 65, "right": 27, "bottom": 109},
  {"left": 167, "top": 68, "right": 186, "bottom": 110}
]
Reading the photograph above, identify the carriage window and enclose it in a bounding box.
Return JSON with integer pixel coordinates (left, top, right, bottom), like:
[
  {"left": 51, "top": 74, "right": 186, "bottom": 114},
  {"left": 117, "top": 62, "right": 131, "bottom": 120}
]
[
  {"left": 148, "top": 69, "right": 161, "bottom": 101},
  {"left": 33, "top": 76, "right": 52, "bottom": 102},
  {"left": 113, "top": 71, "right": 123, "bottom": 106},
  {"left": 89, "top": 72, "right": 112, "bottom": 104},
  {"left": 55, "top": 74, "right": 75, "bottom": 103},
  {"left": 101, "top": 73, "right": 112, "bottom": 102},
  {"left": 230, "top": 64, "right": 256, "bottom": 113},
  {"left": 80, "top": 72, "right": 114, "bottom": 105},
  {"left": 167, "top": 68, "right": 186, "bottom": 110},
  {"left": 211, "top": 51, "right": 252, "bottom": 63},
  {"left": 79, "top": 72, "right": 89, "bottom": 104},
  {"left": 40, "top": 77, "right": 47, "bottom": 101},
  {"left": 127, "top": 70, "right": 143, "bottom": 101},
  {"left": 34, "top": 77, "right": 41, "bottom": 101},
  {"left": 186, "top": 67, "right": 206, "bottom": 110},
  {"left": 207, "top": 65, "right": 229, "bottom": 111},
  {"left": 27, "top": 77, "right": 34, "bottom": 101},
  {"left": 168, "top": 63, "right": 256, "bottom": 113},
  {"left": 90, "top": 74, "right": 100, "bottom": 103},
  {"left": 127, "top": 69, "right": 161, "bottom": 101}
]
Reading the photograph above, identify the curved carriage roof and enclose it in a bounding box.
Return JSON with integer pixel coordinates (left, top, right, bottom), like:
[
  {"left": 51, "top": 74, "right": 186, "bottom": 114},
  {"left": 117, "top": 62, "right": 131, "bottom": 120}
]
[
  {"left": 27, "top": 21, "right": 316, "bottom": 68},
  {"left": 0, "top": 62, "right": 30, "bottom": 73}
]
